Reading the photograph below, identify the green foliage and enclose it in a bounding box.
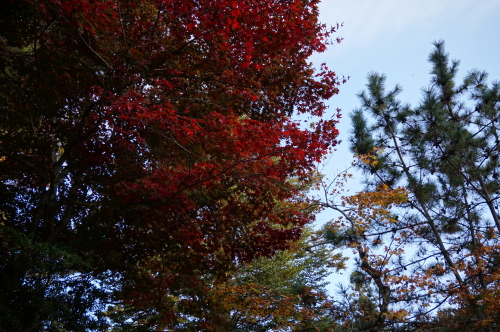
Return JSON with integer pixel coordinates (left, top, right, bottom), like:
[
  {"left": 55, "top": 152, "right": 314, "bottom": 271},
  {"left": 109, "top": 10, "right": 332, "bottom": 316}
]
[
  {"left": 344, "top": 40, "right": 500, "bottom": 330},
  {"left": 0, "top": 226, "right": 110, "bottom": 332},
  {"left": 196, "top": 228, "right": 345, "bottom": 331}
]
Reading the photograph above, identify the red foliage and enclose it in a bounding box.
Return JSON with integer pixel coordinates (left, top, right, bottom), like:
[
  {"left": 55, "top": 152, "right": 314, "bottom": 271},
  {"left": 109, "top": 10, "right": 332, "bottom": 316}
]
[{"left": 0, "top": 0, "right": 340, "bottom": 327}]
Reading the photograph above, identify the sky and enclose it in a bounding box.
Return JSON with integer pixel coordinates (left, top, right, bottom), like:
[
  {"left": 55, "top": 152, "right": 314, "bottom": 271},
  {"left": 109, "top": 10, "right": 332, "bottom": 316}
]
[{"left": 310, "top": 0, "right": 500, "bottom": 289}]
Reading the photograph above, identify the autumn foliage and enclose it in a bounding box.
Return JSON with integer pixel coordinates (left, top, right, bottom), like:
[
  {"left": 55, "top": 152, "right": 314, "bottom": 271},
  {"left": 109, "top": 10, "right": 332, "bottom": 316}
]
[
  {"left": 323, "top": 42, "right": 500, "bottom": 331},
  {"left": 200, "top": 226, "right": 346, "bottom": 331},
  {"left": 0, "top": 0, "right": 341, "bottom": 330}
]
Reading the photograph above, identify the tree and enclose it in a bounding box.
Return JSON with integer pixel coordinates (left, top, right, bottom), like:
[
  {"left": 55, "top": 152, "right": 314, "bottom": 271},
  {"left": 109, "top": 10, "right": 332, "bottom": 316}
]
[
  {"left": 0, "top": 0, "right": 341, "bottom": 330},
  {"left": 320, "top": 163, "right": 410, "bottom": 331},
  {"left": 324, "top": 41, "right": 500, "bottom": 331},
  {"left": 189, "top": 228, "right": 345, "bottom": 331}
]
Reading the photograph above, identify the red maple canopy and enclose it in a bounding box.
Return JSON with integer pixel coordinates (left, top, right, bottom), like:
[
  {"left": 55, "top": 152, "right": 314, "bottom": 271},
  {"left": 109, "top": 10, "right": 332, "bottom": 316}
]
[{"left": 0, "top": 0, "right": 341, "bottom": 328}]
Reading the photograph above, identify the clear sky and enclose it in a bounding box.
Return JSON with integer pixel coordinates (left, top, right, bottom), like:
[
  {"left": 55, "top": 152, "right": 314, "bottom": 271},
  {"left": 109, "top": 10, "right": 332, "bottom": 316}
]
[{"left": 310, "top": 0, "right": 500, "bottom": 289}]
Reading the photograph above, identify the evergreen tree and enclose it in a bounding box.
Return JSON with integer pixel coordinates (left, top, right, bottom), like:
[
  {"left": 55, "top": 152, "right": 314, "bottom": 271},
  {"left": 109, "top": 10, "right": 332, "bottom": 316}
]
[
  {"left": 201, "top": 228, "right": 344, "bottom": 332},
  {"left": 339, "top": 41, "right": 500, "bottom": 330}
]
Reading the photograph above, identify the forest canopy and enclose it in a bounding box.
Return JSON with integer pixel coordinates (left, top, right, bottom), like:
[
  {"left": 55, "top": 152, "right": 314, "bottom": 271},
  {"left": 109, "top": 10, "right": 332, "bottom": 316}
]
[
  {"left": 0, "top": 0, "right": 341, "bottom": 330},
  {"left": 5, "top": 0, "right": 498, "bottom": 331}
]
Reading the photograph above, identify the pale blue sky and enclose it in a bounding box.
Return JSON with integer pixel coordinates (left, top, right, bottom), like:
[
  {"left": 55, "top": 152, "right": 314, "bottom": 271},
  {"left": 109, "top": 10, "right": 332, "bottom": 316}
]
[
  {"left": 315, "top": 0, "right": 500, "bottom": 175},
  {"left": 310, "top": 0, "right": 500, "bottom": 289}
]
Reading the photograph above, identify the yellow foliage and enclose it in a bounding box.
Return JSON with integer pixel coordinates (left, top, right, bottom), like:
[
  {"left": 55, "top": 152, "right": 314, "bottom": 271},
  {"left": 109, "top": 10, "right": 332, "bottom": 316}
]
[{"left": 355, "top": 147, "right": 384, "bottom": 167}]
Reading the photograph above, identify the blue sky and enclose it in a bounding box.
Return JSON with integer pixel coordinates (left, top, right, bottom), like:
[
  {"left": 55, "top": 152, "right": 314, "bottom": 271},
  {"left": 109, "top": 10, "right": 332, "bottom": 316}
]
[
  {"left": 315, "top": 0, "right": 500, "bottom": 176},
  {"left": 310, "top": 0, "right": 500, "bottom": 288}
]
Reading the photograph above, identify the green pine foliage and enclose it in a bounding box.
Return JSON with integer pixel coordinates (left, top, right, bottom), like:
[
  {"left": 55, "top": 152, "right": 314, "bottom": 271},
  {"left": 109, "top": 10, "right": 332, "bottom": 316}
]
[{"left": 344, "top": 40, "right": 500, "bottom": 330}]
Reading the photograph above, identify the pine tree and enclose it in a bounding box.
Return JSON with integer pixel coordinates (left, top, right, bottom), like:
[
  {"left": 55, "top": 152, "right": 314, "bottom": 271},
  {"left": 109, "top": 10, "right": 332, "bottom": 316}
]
[{"left": 340, "top": 41, "right": 500, "bottom": 330}]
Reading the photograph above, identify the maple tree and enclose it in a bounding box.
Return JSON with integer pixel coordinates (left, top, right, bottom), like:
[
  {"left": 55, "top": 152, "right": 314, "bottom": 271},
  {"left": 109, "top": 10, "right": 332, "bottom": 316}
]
[
  {"left": 0, "top": 0, "right": 342, "bottom": 330},
  {"left": 321, "top": 41, "right": 500, "bottom": 331}
]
